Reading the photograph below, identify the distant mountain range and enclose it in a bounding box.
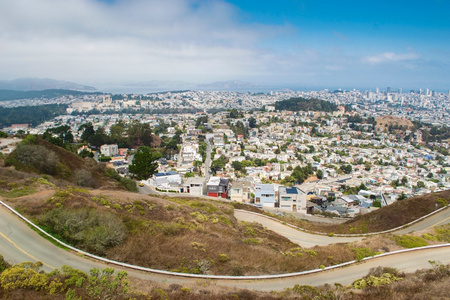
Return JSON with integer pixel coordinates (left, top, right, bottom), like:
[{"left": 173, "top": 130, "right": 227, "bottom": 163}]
[
  {"left": 1, "top": 78, "right": 266, "bottom": 94},
  {"left": 0, "top": 78, "right": 96, "bottom": 91},
  {"left": 124, "top": 80, "right": 263, "bottom": 91}
]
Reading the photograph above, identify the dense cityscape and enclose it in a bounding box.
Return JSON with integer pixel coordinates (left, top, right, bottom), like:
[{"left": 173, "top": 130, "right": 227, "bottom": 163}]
[
  {"left": 1, "top": 0, "right": 449, "bottom": 298},
  {"left": 1, "top": 87, "right": 449, "bottom": 218}
]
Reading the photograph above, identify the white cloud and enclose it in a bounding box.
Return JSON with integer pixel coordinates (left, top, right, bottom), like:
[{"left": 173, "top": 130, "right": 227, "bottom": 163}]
[
  {"left": 362, "top": 52, "right": 419, "bottom": 65},
  {"left": 0, "top": 0, "right": 287, "bottom": 84},
  {"left": 0, "top": 0, "right": 444, "bottom": 89}
]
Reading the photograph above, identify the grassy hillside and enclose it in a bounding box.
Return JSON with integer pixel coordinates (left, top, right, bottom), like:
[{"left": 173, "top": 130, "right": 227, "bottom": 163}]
[
  {"left": 4, "top": 135, "right": 126, "bottom": 190},
  {"left": 258, "top": 190, "right": 450, "bottom": 235},
  {"left": 6, "top": 185, "right": 423, "bottom": 276}
]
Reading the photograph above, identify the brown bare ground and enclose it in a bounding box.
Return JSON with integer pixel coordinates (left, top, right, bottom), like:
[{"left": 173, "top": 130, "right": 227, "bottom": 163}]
[
  {"left": 262, "top": 190, "right": 450, "bottom": 234},
  {"left": 3, "top": 186, "right": 402, "bottom": 276}
]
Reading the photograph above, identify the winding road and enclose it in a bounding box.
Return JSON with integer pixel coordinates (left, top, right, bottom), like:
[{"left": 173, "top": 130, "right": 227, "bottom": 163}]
[
  {"left": 235, "top": 207, "right": 450, "bottom": 247},
  {"left": 0, "top": 201, "right": 449, "bottom": 292},
  {"left": 235, "top": 210, "right": 362, "bottom": 247}
]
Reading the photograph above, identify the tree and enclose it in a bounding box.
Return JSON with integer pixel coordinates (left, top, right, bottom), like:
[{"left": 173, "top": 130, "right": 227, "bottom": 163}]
[
  {"left": 89, "top": 127, "right": 109, "bottom": 148},
  {"left": 195, "top": 116, "right": 208, "bottom": 129},
  {"left": 398, "top": 192, "right": 407, "bottom": 200},
  {"left": 42, "top": 125, "right": 74, "bottom": 147},
  {"left": 211, "top": 155, "right": 227, "bottom": 172},
  {"left": 416, "top": 181, "right": 425, "bottom": 189},
  {"left": 129, "top": 146, "right": 161, "bottom": 180},
  {"left": 232, "top": 161, "right": 243, "bottom": 171},
  {"left": 127, "top": 121, "right": 153, "bottom": 148},
  {"left": 228, "top": 109, "right": 241, "bottom": 119},
  {"left": 401, "top": 176, "right": 408, "bottom": 185},
  {"left": 184, "top": 172, "right": 195, "bottom": 178},
  {"left": 248, "top": 116, "right": 257, "bottom": 128},
  {"left": 340, "top": 164, "right": 353, "bottom": 174},
  {"left": 109, "top": 121, "right": 127, "bottom": 147},
  {"left": 79, "top": 123, "right": 95, "bottom": 143},
  {"left": 316, "top": 169, "right": 324, "bottom": 179}
]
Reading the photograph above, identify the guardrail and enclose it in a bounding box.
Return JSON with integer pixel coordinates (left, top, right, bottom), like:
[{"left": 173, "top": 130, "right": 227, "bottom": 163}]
[
  {"left": 1, "top": 199, "right": 449, "bottom": 281},
  {"left": 235, "top": 204, "right": 449, "bottom": 237}
]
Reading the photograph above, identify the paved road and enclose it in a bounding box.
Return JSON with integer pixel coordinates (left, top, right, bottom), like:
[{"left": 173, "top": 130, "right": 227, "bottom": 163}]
[
  {"left": 235, "top": 207, "right": 450, "bottom": 247},
  {"left": 395, "top": 206, "right": 450, "bottom": 234},
  {"left": 138, "top": 183, "right": 162, "bottom": 196},
  {"left": 235, "top": 210, "right": 362, "bottom": 247},
  {"left": 1, "top": 203, "right": 449, "bottom": 292}
]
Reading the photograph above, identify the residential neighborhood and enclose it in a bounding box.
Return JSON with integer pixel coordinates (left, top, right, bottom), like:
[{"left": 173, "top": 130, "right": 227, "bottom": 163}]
[{"left": 1, "top": 88, "right": 450, "bottom": 218}]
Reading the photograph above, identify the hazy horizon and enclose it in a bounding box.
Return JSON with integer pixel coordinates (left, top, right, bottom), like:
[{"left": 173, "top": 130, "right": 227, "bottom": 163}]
[{"left": 1, "top": 1, "right": 449, "bottom": 90}]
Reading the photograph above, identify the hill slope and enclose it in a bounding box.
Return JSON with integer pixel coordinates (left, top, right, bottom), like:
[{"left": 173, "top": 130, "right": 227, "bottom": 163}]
[
  {"left": 4, "top": 136, "right": 123, "bottom": 190},
  {"left": 0, "top": 78, "right": 96, "bottom": 92}
]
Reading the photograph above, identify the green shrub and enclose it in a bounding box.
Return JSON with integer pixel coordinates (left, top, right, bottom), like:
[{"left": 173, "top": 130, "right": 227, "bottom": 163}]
[
  {"left": 0, "top": 261, "right": 48, "bottom": 291},
  {"left": 0, "top": 255, "right": 9, "bottom": 273},
  {"left": 120, "top": 177, "right": 138, "bottom": 192},
  {"left": 353, "top": 247, "right": 382, "bottom": 261},
  {"left": 105, "top": 168, "right": 121, "bottom": 181},
  {"left": 243, "top": 238, "right": 260, "bottom": 245},
  {"left": 352, "top": 273, "right": 403, "bottom": 289},
  {"left": 433, "top": 224, "right": 450, "bottom": 242},
  {"left": 422, "top": 233, "right": 439, "bottom": 241},
  {"left": 395, "top": 235, "right": 428, "bottom": 248},
  {"left": 40, "top": 208, "right": 126, "bottom": 255},
  {"left": 74, "top": 169, "right": 95, "bottom": 188},
  {"left": 10, "top": 144, "right": 58, "bottom": 175},
  {"left": 218, "top": 254, "right": 230, "bottom": 263}
]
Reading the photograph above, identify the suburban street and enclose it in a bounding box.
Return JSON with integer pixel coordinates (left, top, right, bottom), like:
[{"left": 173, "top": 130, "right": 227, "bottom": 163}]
[
  {"left": 204, "top": 138, "right": 212, "bottom": 181},
  {"left": 1, "top": 201, "right": 449, "bottom": 292}
]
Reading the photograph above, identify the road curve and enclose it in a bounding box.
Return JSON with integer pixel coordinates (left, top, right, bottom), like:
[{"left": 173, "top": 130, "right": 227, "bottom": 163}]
[
  {"left": 235, "top": 207, "right": 450, "bottom": 247},
  {"left": 1, "top": 204, "right": 449, "bottom": 292},
  {"left": 234, "top": 210, "right": 362, "bottom": 247}
]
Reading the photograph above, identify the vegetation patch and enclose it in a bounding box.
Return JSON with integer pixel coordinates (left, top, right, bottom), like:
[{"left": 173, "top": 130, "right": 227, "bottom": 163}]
[
  {"left": 40, "top": 207, "right": 126, "bottom": 255},
  {"left": 1, "top": 259, "right": 449, "bottom": 299},
  {"left": 422, "top": 224, "right": 450, "bottom": 242},
  {"left": 395, "top": 235, "right": 428, "bottom": 248},
  {"left": 242, "top": 190, "right": 450, "bottom": 235},
  {"left": 353, "top": 247, "right": 382, "bottom": 261}
]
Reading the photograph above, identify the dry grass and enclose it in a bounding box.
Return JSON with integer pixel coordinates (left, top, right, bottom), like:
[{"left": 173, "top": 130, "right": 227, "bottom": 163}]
[
  {"left": 4, "top": 186, "right": 401, "bottom": 276},
  {"left": 253, "top": 190, "right": 450, "bottom": 235},
  {"left": 4, "top": 137, "right": 124, "bottom": 191}
]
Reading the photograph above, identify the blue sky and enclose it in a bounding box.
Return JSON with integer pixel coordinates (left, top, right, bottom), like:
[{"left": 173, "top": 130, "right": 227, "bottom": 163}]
[{"left": 0, "top": 0, "right": 449, "bottom": 91}]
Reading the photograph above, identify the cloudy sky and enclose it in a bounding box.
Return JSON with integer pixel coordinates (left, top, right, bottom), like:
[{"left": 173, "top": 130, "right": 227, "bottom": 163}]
[{"left": 1, "top": 0, "right": 449, "bottom": 90}]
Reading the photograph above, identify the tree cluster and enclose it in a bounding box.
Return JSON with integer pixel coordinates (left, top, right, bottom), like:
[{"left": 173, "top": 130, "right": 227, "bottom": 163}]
[
  {"left": 0, "top": 104, "right": 68, "bottom": 128},
  {"left": 78, "top": 120, "right": 154, "bottom": 149},
  {"left": 275, "top": 97, "right": 338, "bottom": 112}
]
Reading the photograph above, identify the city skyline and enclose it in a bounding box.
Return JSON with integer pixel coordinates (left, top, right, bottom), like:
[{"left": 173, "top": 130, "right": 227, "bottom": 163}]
[{"left": 1, "top": 0, "right": 449, "bottom": 90}]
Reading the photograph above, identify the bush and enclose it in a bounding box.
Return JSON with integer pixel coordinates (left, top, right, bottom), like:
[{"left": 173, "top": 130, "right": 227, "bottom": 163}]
[
  {"left": 243, "top": 238, "right": 260, "bottom": 245},
  {"left": 120, "top": 177, "right": 138, "bottom": 192},
  {"left": 395, "top": 235, "right": 428, "bottom": 248},
  {"left": 0, "top": 261, "right": 48, "bottom": 291},
  {"left": 40, "top": 208, "right": 126, "bottom": 255},
  {"left": 218, "top": 254, "right": 230, "bottom": 263},
  {"left": 0, "top": 255, "right": 9, "bottom": 273},
  {"left": 105, "top": 168, "right": 137, "bottom": 192},
  {"left": 10, "top": 144, "right": 59, "bottom": 175},
  {"left": 352, "top": 273, "right": 403, "bottom": 289},
  {"left": 74, "top": 169, "right": 96, "bottom": 188},
  {"left": 353, "top": 247, "right": 382, "bottom": 261},
  {"left": 105, "top": 168, "right": 121, "bottom": 181}
]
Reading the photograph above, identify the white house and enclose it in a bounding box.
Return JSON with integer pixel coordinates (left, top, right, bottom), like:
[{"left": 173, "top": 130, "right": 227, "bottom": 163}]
[{"left": 100, "top": 144, "right": 119, "bottom": 157}]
